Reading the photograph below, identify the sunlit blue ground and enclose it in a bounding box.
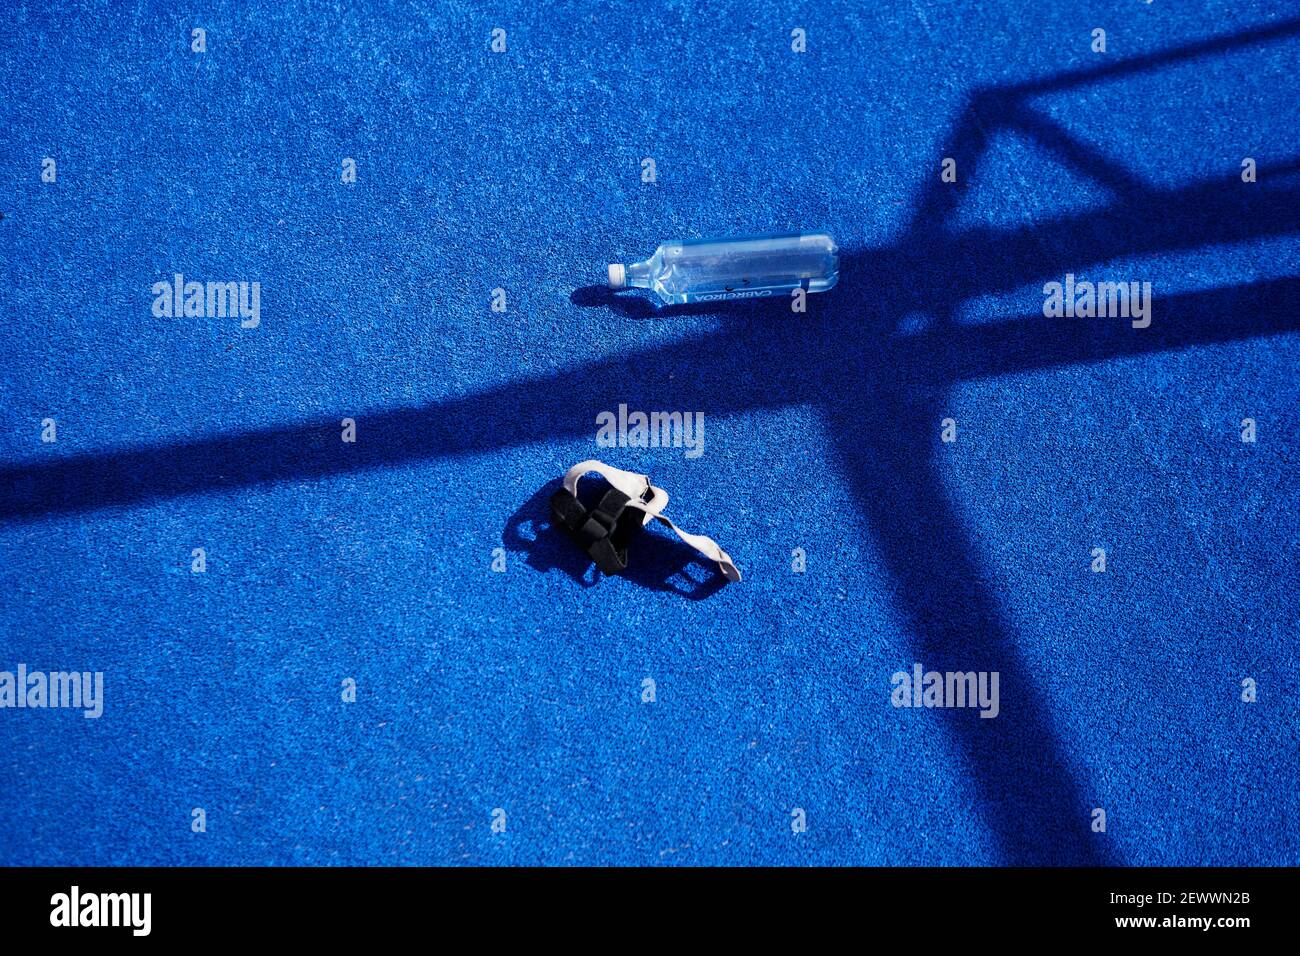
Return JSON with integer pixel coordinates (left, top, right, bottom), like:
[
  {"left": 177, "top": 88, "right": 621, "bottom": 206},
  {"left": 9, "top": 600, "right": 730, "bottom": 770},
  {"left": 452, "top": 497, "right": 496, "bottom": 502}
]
[{"left": 1, "top": 1, "right": 1296, "bottom": 864}]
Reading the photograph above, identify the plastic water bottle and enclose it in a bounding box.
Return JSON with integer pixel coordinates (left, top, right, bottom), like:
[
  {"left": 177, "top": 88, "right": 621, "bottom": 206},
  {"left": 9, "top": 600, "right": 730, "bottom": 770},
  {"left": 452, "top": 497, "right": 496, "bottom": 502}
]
[{"left": 607, "top": 232, "right": 839, "bottom": 305}]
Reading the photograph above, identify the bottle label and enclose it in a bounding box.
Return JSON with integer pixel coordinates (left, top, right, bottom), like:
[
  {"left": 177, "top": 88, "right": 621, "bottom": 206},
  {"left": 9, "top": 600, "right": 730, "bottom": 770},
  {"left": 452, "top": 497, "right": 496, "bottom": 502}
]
[{"left": 690, "top": 289, "right": 775, "bottom": 302}]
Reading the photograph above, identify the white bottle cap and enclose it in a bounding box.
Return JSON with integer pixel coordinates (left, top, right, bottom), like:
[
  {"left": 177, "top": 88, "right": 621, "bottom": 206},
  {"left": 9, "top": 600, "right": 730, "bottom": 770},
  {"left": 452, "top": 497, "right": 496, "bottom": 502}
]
[{"left": 607, "top": 263, "right": 626, "bottom": 289}]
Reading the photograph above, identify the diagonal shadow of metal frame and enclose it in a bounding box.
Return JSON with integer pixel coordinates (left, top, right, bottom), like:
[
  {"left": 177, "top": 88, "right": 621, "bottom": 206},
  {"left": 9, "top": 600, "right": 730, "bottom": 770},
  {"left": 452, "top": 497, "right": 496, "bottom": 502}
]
[{"left": 2, "top": 19, "right": 1298, "bottom": 864}]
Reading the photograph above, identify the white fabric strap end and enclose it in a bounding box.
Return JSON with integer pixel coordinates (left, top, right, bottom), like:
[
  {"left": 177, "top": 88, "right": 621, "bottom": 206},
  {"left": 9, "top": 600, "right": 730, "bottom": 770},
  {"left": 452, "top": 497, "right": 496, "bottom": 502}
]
[{"left": 652, "top": 515, "right": 742, "bottom": 583}]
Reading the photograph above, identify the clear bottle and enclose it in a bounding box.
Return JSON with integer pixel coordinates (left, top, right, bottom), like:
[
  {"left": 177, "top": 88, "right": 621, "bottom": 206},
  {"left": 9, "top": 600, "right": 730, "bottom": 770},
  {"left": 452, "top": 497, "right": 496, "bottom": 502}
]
[{"left": 607, "top": 232, "right": 839, "bottom": 305}]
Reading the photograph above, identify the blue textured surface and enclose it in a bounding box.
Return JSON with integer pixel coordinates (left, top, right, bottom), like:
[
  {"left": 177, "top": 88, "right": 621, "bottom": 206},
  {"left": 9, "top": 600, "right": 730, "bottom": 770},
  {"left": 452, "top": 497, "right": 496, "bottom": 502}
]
[{"left": 1, "top": 1, "right": 1297, "bottom": 866}]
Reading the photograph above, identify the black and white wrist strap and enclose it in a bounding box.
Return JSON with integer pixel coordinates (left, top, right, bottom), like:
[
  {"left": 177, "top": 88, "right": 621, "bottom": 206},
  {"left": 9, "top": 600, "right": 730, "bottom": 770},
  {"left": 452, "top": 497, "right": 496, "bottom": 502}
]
[{"left": 548, "top": 460, "right": 741, "bottom": 583}]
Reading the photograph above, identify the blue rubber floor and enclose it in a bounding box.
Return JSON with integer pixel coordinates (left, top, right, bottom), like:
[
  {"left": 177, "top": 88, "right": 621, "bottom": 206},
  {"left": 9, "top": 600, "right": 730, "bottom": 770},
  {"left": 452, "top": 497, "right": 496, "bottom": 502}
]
[{"left": 1, "top": 1, "right": 1296, "bottom": 865}]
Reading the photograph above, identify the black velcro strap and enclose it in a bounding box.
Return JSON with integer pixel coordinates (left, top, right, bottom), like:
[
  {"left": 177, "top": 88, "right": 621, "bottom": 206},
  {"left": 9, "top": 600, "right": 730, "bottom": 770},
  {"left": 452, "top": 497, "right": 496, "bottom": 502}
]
[{"left": 549, "top": 485, "right": 646, "bottom": 574}]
